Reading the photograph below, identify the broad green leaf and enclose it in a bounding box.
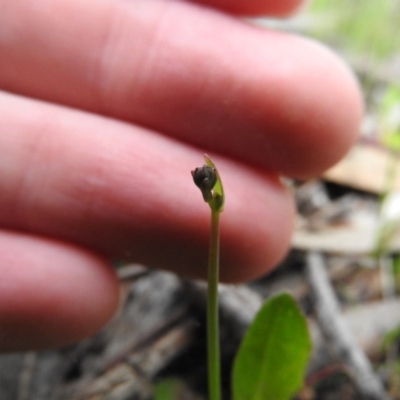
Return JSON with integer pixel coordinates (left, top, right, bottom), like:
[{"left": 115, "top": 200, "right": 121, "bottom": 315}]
[{"left": 232, "top": 293, "right": 312, "bottom": 400}]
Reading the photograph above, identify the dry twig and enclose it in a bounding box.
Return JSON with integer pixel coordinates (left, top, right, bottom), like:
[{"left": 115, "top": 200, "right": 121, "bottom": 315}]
[{"left": 306, "top": 251, "right": 390, "bottom": 400}]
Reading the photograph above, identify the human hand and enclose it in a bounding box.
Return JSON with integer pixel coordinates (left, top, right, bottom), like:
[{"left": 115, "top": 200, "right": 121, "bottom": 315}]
[{"left": 0, "top": 0, "right": 363, "bottom": 351}]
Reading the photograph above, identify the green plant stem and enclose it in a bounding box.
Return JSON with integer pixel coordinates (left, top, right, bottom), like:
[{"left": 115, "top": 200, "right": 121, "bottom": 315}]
[{"left": 207, "top": 209, "right": 221, "bottom": 400}]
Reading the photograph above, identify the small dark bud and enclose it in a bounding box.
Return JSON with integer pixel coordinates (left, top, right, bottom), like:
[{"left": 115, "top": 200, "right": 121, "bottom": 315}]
[{"left": 191, "top": 165, "right": 217, "bottom": 202}]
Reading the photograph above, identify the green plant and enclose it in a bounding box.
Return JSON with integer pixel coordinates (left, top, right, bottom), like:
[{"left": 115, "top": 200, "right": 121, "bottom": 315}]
[
  {"left": 156, "top": 156, "right": 312, "bottom": 399},
  {"left": 191, "top": 154, "right": 225, "bottom": 400},
  {"left": 189, "top": 155, "right": 312, "bottom": 400},
  {"left": 154, "top": 379, "right": 183, "bottom": 400},
  {"left": 232, "top": 293, "right": 312, "bottom": 400}
]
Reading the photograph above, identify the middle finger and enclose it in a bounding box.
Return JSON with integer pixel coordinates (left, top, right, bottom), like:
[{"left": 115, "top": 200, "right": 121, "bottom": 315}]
[{"left": 0, "top": 0, "right": 362, "bottom": 177}]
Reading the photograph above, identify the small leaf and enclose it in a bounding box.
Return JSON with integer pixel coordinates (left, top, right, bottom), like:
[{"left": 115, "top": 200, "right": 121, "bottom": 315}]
[
  {"left": 154, "top": 379, "right": 183, "bottom": 400},
  {"left": 202, "top": 154, "right": 225, "bottom": 213},
  {"left": 232, "top": 293, "right": 312, "bottom": 400}
]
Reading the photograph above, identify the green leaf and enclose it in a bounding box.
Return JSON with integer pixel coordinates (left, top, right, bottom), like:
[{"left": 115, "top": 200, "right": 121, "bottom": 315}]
[
  {"left": 232, "top": 293, "right": 312, "bottom": 400},
  {"left": 154, "top": 379, "right": 183, "bottom": 400}
]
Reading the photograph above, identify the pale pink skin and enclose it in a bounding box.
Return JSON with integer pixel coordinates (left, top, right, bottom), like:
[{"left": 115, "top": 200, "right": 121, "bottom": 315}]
[{"left": 0, "top": 0, "right": 363, "bottom": 351}]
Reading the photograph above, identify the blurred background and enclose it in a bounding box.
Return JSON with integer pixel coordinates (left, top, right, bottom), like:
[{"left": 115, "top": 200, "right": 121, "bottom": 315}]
[{"left": 2, "top": 1, "right": 400, "bottom": 400}]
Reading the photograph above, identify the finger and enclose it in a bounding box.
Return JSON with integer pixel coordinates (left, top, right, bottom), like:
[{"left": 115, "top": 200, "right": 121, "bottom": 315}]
[
  {"left": 175, "top": 0, "right": 308, "bottom": 16},
  {"left": 0, "top": 0, "right": 363, "bottom": 178},
  {"left": 0, "top": 230, "right": 119, "bottom": 352},
  {"left": 0, "top": 91, "right": 294, "bottom": 283}
]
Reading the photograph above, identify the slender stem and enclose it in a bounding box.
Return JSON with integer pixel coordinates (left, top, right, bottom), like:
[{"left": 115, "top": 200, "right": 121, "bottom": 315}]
[{"left": 207, "top": 209, "right": 221, "bottom": 400}]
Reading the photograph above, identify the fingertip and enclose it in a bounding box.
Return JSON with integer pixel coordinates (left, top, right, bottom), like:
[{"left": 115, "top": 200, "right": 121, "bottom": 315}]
[
  {"left": 217, "top": 169, "right": 295, "bottom": 283},
  {"left": 0, "top": 232, "right": 120, "bottom": 352},
  {"left": 240, "top": 34, "right": 364, "bottom": 178},
  {"left": 278, "top": 39, "right": 364, "bottom": 178}
]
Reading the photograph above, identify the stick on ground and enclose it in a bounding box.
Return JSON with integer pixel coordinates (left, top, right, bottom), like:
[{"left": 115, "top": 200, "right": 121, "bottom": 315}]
[{"left": 306, "top": 251, "right": 389, "bottom": 400}]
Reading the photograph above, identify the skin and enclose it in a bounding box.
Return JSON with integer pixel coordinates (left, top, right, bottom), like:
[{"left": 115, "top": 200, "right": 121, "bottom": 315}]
[{"left": 0, "top": 0, "right": 363, "bottom": 351}]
